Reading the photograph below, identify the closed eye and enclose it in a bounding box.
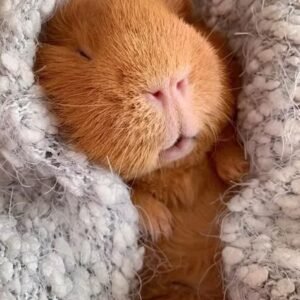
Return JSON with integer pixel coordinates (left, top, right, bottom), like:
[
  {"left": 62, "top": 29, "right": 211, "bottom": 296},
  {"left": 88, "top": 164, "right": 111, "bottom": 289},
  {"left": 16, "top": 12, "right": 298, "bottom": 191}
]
[{"left": 77, "top": 49, "right": 91, "bottom": 60}]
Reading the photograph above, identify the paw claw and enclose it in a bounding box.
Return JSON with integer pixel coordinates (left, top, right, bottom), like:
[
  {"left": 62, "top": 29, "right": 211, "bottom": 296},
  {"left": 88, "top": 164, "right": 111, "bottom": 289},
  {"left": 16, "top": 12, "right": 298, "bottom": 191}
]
[
  {"left": 136, "top": 198, "right": 173, "bottom": 241},
  {"left": 217, "top": 157, "right": 249, "bottom": 183}
]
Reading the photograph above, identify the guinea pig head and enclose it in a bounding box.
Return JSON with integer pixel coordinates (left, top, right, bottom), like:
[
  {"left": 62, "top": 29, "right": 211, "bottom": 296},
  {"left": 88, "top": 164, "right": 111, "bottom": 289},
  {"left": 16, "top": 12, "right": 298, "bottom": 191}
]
[{"left": 35, "top": 0, "right": 232, "bottom": 180}]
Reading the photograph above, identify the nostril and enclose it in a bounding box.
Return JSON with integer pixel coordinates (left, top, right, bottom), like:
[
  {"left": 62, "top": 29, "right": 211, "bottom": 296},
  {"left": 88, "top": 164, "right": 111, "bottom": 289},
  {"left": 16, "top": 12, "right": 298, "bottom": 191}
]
[
  {"left": 176, "top": 78, "right": 188, "bottom": 95},
  {"left": 145, "top": 89, "right": 166, "bottom": 106},
  {"left": 152, "top": 90, "right": 164, "bottom": 101}
]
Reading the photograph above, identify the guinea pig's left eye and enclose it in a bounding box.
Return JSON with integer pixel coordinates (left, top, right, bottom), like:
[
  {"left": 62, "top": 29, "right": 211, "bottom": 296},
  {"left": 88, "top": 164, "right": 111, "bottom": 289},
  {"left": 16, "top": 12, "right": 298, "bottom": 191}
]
[{"left": 77, "top": 49, "right": 91, "bottom": 60}]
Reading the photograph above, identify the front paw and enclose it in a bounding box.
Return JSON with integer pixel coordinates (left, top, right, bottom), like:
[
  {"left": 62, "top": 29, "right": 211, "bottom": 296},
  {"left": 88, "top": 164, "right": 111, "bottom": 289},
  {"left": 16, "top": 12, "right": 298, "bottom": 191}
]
[
  {"left": 133, "top": 192, "right": 173, "bottom": 241},
  {"left": 216, "top": 153, "right": 249, "bottom": 183}
]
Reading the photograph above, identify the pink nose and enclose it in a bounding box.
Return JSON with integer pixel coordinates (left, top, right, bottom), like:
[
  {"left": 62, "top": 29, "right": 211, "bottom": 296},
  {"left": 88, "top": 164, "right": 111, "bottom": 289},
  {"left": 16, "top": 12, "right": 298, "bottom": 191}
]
[
  {"left": 147, "top": 76, "right": 188, "bottom": 104},
  {"left": 145, "top": 74, "right": 199, "bottom": 144}
]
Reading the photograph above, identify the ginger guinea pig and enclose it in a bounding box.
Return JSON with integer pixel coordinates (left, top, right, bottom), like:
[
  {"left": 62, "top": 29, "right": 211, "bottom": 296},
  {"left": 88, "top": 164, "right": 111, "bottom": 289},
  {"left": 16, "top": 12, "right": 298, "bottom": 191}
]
[
  {"left": 35, "top": 0, "right": 232, "bottom": 181},
  {"left": 36, "top": 0, "right": 248, "bottom": 299}
]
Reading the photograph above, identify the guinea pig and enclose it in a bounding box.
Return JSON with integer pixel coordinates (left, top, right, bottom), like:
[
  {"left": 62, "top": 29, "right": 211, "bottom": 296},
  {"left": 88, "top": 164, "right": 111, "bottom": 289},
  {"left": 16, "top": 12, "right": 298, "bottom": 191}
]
[
  {"left": 35, "top": 0, "right": 248, "bottom": 299},
  {"left": 35, "top": 0, "right": 233, "bottom": 180}
]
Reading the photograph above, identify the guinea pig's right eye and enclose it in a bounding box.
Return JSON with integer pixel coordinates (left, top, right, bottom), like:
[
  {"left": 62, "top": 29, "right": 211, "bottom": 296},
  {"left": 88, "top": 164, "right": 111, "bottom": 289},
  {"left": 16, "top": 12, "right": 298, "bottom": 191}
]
[{"left": 77, "top": 49, "right": 91, "bottom": 60}]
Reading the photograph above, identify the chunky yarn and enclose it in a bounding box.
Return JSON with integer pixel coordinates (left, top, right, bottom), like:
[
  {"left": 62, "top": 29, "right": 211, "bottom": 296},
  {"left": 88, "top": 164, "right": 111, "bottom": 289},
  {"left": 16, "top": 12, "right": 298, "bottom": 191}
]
[
  {"left": 198, "top": 0, "right": 300, "bottom": 298},
  {"left": 0, "top": 1, "right": 143, "bottom": 299}
]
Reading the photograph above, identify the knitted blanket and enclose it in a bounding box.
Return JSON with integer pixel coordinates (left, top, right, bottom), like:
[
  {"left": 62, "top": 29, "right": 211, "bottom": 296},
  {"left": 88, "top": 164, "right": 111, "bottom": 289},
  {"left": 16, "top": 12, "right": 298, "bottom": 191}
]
[
  {"left": 198, "top": 0, "right": 300, "bottom": 299},
  {"left": 0, "top": 0, "right": 299, "bottom": 299},
  {"left": 0, "top": 1, "right": 143, "bottom": 299}
]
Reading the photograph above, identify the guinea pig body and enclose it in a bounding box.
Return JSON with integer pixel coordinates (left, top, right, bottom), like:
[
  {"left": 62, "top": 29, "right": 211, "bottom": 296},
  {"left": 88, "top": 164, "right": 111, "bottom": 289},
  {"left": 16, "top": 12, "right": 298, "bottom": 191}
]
[
  {"left": 35, "top": 0, "right": 248, "bottom": 299},
  {"left": 133, "top": 130, "right": 247, "bottom": 299}
]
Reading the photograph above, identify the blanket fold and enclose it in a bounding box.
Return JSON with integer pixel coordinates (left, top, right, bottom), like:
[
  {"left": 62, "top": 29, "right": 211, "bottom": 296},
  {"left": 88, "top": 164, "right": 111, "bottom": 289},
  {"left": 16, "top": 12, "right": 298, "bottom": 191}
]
[
  {"left": 198, "top": 0, "right": 300, "bottom": 299},
  {"left": 0, "top": 1, "right": 143, "bottom": 299},
  {"left": 1, "top": 0, "right": 300, "bottom": 299}
]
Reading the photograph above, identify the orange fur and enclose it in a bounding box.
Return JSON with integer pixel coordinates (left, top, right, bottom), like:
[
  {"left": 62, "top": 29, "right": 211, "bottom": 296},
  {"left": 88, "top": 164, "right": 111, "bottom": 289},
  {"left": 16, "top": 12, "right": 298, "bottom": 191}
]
[
  {"left": 133, "top": 129, "right": 248, "bottom": 299},
  {"left": 35, "top": 0, "right": 248, "bottom": 299},
  {"left": 35, "top": 0, "right": 230, "bottom": 180}
]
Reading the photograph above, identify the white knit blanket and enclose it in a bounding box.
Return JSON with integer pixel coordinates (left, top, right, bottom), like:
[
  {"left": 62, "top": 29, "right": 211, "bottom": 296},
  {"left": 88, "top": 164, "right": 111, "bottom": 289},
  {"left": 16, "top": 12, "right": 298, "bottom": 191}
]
[
  {"left": 198, "top": 0, "right": 300, "bottom": 299},
  {"left": 0, "top": 0, "right": 299, "bottom": 299},
  {"left": 0, "top": 1, "right": 143, "bottom": 299}
]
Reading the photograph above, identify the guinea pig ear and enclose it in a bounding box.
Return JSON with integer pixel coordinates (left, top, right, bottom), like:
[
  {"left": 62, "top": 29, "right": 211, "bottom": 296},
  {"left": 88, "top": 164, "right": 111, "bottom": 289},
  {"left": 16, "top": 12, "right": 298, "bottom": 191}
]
[{"left": 161, "top": 0, "right": 193, "bottom": 19}]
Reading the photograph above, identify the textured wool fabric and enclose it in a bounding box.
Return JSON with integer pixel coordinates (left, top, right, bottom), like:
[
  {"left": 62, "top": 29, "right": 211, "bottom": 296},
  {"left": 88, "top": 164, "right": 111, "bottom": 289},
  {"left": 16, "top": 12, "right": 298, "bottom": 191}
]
[
  {"left": 198, "top": 0, "right": 300, "bottom": 299},
  {"left": 1, "top": 0, "right": 300, "bottom": 299},
  {"left": 0, "top": 1, "right": 143, "bottom": 299}
]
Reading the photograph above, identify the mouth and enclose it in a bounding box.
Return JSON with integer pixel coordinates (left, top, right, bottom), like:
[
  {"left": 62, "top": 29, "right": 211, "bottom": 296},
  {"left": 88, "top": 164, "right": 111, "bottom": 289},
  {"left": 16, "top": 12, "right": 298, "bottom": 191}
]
[{"left": 159, "top": 135, "right": 196, "bottom": 164}]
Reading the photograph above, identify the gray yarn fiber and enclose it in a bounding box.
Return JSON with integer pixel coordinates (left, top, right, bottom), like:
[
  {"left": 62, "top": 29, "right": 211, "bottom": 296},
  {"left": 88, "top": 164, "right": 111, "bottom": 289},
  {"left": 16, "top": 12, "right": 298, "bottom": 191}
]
[{"left": 1, "top": 0, "right": 300, "bottom": 299}]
